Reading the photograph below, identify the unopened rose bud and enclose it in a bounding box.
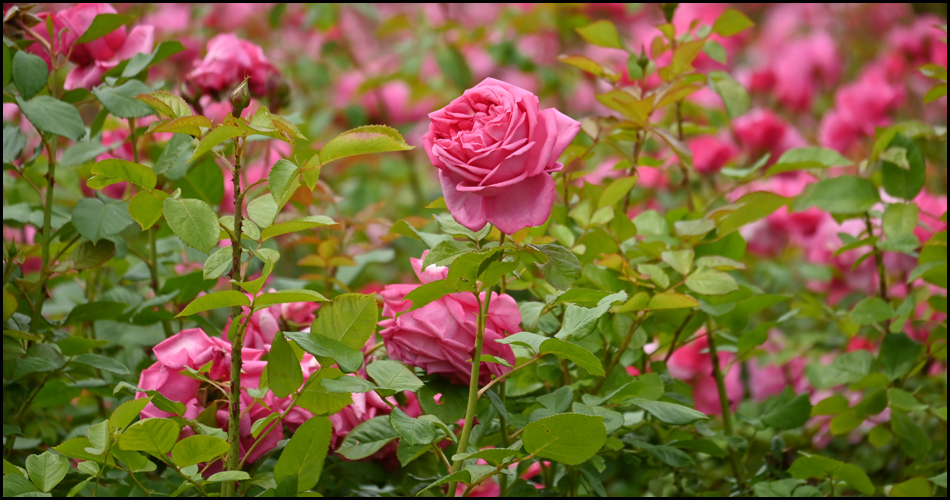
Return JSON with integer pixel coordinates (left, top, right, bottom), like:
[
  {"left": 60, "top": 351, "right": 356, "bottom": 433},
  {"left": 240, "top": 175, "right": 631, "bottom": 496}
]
[
  {"left": 659, "top": 3, "right": 679, "bottom": 23},
  {"left": 230, "top": 78, "right": 251, "bottom": 118}
]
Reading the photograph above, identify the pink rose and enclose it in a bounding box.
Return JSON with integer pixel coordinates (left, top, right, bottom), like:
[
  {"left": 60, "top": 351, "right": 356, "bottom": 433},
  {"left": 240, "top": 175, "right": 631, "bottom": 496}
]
[
  {"left": 423, "top": 78, "right": 581, "bottom": 234},
  {"left": 186, "top": 33, "right": 279, "bottom": 97},
  {"left": 667, "top": 332, "right": 743, "bottom": 415},
  {"left": 733, "top": 108, "right": 806, "bottom": 162},
  {"left": 379, "top": 253, "right": 522, "bottom": 385},
  {"left": 689, "top": 135, "right": 738, "bottom": 175}
]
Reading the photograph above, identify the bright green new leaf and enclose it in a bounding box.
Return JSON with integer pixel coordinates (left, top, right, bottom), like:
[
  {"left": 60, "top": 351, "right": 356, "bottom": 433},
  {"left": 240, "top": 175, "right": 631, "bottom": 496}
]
[
  {"left": 319, "top": 125, "right": 413, "bottom": 165},
  {"left": 311, "top": 293, "right": 378, "bottom": 350},
  {"left": 297, "top": 368, "right": 352, "bottom": 416},
  {"left": 556, "top": 291, "right": 627, "bottom": 340},
  {"left": 662, "top": 249, "right": 694, "bottom": 276},
  {"left": 260, "top": 215, "right": 336, "bottom": 240},
  {"left": 206, "top": 471, "right": 251, "bottom": 483},
  {"left": 135, "top": 90, "right": 192, "bottom": 119},
  {"left": 170, "top": 435, "right": 229, "bottom": 468},
  {"left": 850, "top": 297, "right": 894, "bottom": 325},
  {"left": 800, "top": 176, "right": 881, "bottom": 214},
  {"left": 176, "top": 290, "right": 250, "bottom": 318},
  {"left": 685, "top": 267, "right": 738, "bottom": 295},
  {"left": 190, "top": 125, "right": 241, "bottom": 162},
  {"left": 163, "top": 198, "right": 219, "bottom": 253},
  {"left": 118, "top": 418, "right": 181, "bottom": 458},
  {"left": 523, "top": 414, "right": 606, "bottom": 465},
  {"left": 891, "top": 477, "right": 932, "bottom": 497},
  {"left": 647, "top": 293, "right": 699, "bottom": 310},
  {"left": 576, "top": 20, "right": 624, "bottom": 49},
  {"left": 253, "top": 289, "right": 328, "bottom": 309},
  {"left": 203, "top": 247, "right": 232, "bottom": 280},
  {"left": 715, "top": 192, "right": 790, "bottom": 236},
  {"left": 25, "top": 452, "right": 69, "bottom": 493},
  {"left": 109, "top": 397, "right": 151, "bottom": 431},
  {"left": 128, "top": 190, "right": 169, "bottom": 230},
  {"left": 767, "top": 147, "right": 851, "bottom": 176},
  {"left": 88, "top": 159, "right": 157, "bottom": 191},
  {"left": 712, "top": 8, "right": 754, "bottom": 37}
]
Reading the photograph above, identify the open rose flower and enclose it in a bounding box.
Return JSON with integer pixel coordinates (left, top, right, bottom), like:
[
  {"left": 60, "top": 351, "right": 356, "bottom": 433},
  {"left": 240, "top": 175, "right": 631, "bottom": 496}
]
[
  {"left": 379, "top": 252, "right": 522, "bottom": 384},
  {"left": 423, "top": 78, "right": 580, "bottom": 234},
  {"left": 186, "top": 33, "right": 279, "bottom": 97}
]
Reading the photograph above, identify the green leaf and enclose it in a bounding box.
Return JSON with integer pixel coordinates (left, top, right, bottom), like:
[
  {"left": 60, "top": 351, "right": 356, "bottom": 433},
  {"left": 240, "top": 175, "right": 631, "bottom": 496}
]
[
  {"left": 321, "top": 375, "right": 378, "bottom": 394},
  {"left": 128, "top": 190, "right": 168, "bottom": 230},
  {"left": 268, "top": 333, "right": 304, "bottom": 398},
  {"left": 3, "top": 474, "right": 40, "bottom": 497},
  {"left": 762, "top": 388, "right": 813, "bottom": 430},
  {"left": 632, "top": 399, "right": 708, "bottom": 425},
  {"left": 892, "top": 412, "right": 931, "bottom": 460},
  {"left": 88, "top": 159, "right": 157, "bottom": 191},
  {"left": 310, "top": 293, "right": 378, "bottom": 350},
  {"left": 268, "top": 158, "right": 299, "bottom": 205},
  {"left": 800, "top": 176, "right": 880, "bottom": 214},
  {"left": 285, "top": 331, "right": 363, "bottom": 374},
  {"left": 523, "top": 413, "right": 607, "bottom": 466},
  {"left": 93, "top": 80, "right": 155, "bottom": 118},
  {"left": 253, "top": 289, "right": 328, "bottom": 309},
  {"left": 768, "top": 147, "right": 851, "bottom": 176},
  {"left": 170, "top": 435, "right": 229, "bottom": 468},
  {"left": 148, "top": 115, "right": 211, "bottom": 137},
  {"left": 260, "top": 215, "right": 336, "bottom": 241},
  {"left": 576, "top": 20, "right": 624, "bottom": 49},
  {"left": 297, "top": 368, "right": 352, "bottom": 416},
  {"left": 924, "top": 84, "right": 947, "bottom": 104},
  {"left": 367, "top": 360, "right": 424, "bottom": 393},
  {"left": 163, "top": 198, "right": 219, "bottom": 253},
  {"left": 390, "top": 408, "right": 437, "bottom": 446},
  {"left": 26, "top": 452, "right": 69, "bottom": 493},
  {"left": 835, "top": 464, "right": 875, "bottom": 495},
  {"left": 118, "top": 418, "right": 181, "bottom": 458},
  {"left": 662, "top": 249, "right": 694, "bottom": 275},
  {"left": 4, "top": 288, "right": 18, "bottom": 323},
  {"left": 556, "top": 291, "right": 627, "bottom": 340},
  {"left": 929, "top": 473, "right": 947, "bottom": 489},
  {"left": 536, "top": 243, "right": 583, "bottom": 291},
  {"left": 789, "top": 454, "right": 841, "bottom": 479},
  {"left": 888, "top": 389, "right": 928, "bottom": 413},
  {"left": 72, "top": 198, "right": 132, "bottom": 243},
  {"left": 821, "top": 350, "right": 873, "bottom": 388},
  {"left": 402, "top": 279, "right": 458, "bottom": 312},
  {"left": 337, "top": 416, "right": 399, "bottom": 460},
  {"left": 880, "top": 333, "right": 923, "bottom": 381},
  {"left": 16, "top": 95, "right": 86, "bottom": 141},
  {"left": 495, "top": 332, "right": 549, "bottom": 354},
  {"left": 422, "top": 239, "right": 478, "bottom": 268},
  {"left": 135, "top": 90, "right": 192, "bottom": 119},
  {"left": 3, "top": 125, "right": 26, "bottom": 163},
  {"left": 882, "top": 134, "right": 926, "bottom": 200},
  {"left": 597, "top": 176, "right": 638, "bottom": 209},
  {"left": 206, "top": 471, "right": 251, "bottom": 483},
  {"left": 72, "top": 353, "right": 130, "bottom": 375},
  {"left": 12, "top": 50, "right": 49, "bottom": 100},
  {"left": 76, "top": 13, "right": 132, "bottom": 44},
  {"left": 891, "top": 477, "right": 932, "bottom": 497},
  {"left": 703, "top": 39, "right": 727, "bottom": 64},
  {"left": 647, "top": 293, "right": 700, "bottom": 310},
  {"left": 319, "top": 125, "right": 413, "bottom": 165},
  {"left": 178, "top": 158, "right": 223, "bottom": 206},
  {"left": 274, "top": 416, "right": 332, "bottom": 493},
  {"left": 716, "top": 192, "right": 790, "bottom": 236},
  {"left": 883, "top": 203, "right": 920, "bottom": 240},
  {"left": 686, "top": 267, "right": 738, "bottom": 295},
  {"left": 189, "top": 125, "right": 241, "bottom": 163},
  {"left": 119, "top": 41, "right": 185, "bottom": 78},
  {"left": 539, "top": 338, "right": 605, "bottom": 377},
  {"left": 707, "top": 71, "right": 749, "bottom": 118},
  {"left": 850, "top": 297, "right": 894, "bottom": 325},
  {"left": 203, "top": 247, "right": 232, "bottom": 280},
  {"left": 176, "top": 290, "right": 250, "bottom": 318},
  {"left": 712, "top": 8, "right": 754, "bottom": 36},
  {"left": 109, "top": 397, "right": 152, "bottom": 431},
  {"left": 452, "top": 449, "right": 520, "bottom": 467}
]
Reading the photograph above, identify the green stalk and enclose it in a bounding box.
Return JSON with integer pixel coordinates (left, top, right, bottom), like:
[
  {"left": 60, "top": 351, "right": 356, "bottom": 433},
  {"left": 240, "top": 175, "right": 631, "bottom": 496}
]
[
  {"left": 30, "top": 136, "right": 57, "bottom": 333},
  {"left": 222, "top": 142, "right": 245, "bottom": 498},
  {"left": 449, "top": 285, "right": 494, "bottom": 495},
  {"left": 705, "top": 327, "right": 745, "bottom": 491}
]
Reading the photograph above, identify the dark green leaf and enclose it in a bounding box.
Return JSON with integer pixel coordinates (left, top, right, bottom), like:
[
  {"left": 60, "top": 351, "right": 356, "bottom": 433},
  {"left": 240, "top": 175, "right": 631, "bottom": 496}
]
[
  {"left": 274, "top": 416, "right": 332, "bottom": 493},
  {"left": 170, "top": 435, "right": 229, "bottom": 468},
  {"left": 523, "top": 414, "right": 606, "bottom": 466},
  {"left": 285, "top": 331, "right": 363, "bottom": 374},
  {"left": 16, "top": 95, "right": 86, "bottom": 141},
  {"left": 882, "top": 134, "right": 926, "bottom": 200},
  {"left": 163, "top": 198, "right": 219, "bottom": 253},
  {"left": 337, "top": 416, "right": 398, "bottom": 460},
  {"left": 12, "top": 50, "right": 49, "bottom": 100},
  {"left": 762, "top": 388, "right": 813, "bottom": 430},
  {"left": 632, "top": 399, "right": 708, "bottom": 425},
  {"left": 93, "top": 80, "right": 155, "bottom": 118},
  {"left": 268, "top": 333, "right": 303, "bottom": 398},
  {"left": 72, "top": 198, "right": 132, "bottom": 243},
  {"left": 799, "top": 176, "right": 880, "bottom": 214},
  {"left": 75, "top": 13, "right": 132, "bottom": 44}
]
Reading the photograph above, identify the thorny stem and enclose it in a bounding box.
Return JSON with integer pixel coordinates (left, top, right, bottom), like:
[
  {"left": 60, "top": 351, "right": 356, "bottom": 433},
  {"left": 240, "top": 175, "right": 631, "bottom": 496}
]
[
  {"left": 705, "top": 325, "right": 746, "bottom": 492},
  {"left": 623, "top": 131, "right": 644, "bottom": 214},
  {"left": 449, "top": 285, "right": 494, "bottom": 496},
  {"left": 222, "top": 139, "right": 246, "bottom": 498},
  {"left": 30, "top": 136, "right": 57, "bottom": 334},
  {"left": 865, "top": 214, "right": 891, "bottom": 327},
  {"left": 592, "top": 318, "right": 642, "bottom": 394}
]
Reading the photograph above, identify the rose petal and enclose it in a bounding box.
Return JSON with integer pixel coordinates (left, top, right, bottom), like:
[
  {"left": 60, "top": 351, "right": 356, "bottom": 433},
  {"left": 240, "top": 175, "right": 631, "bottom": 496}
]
[{"left": 481, "top": 173, "right": 556, "bottom": 235}]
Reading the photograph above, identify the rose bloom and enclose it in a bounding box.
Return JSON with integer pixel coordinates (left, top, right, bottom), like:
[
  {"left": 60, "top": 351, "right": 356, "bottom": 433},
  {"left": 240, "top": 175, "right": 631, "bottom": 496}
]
[
  {"left": 186, "top": 33, "right": 279, "bottom": 97},
  {"left": 423, "top": 78, "right": 581, "bottom": 234},
  {"left": 379, "top": 253, "right": 522, "bottom": 385},
  {"left": 136, "top": 329, "right": 317, "bottom": 469},
  {"left": 26, "top": 3, "right": 154, "bottom": 90},
  {"left": 689, "top": 135, "right": 738, "bottom": 175},
  {"left": 667, "top": 331, "right": 743, "bottom": 415}
]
